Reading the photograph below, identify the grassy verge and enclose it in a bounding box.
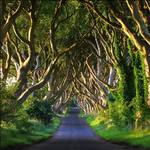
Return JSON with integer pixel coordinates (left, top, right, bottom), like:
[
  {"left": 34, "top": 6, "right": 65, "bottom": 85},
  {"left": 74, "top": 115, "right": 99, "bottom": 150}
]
[
  {"left": 0, "top": 117, "right": 60, "bottom": 148},
  {"left": 86, "top": 114, "right": 150, "bottom": 148}
]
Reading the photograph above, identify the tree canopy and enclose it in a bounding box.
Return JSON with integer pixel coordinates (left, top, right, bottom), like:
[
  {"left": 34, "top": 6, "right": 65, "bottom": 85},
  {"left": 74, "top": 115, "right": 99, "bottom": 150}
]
[{"left": 1, "top": 0, "right": 150, "bottom": 128}]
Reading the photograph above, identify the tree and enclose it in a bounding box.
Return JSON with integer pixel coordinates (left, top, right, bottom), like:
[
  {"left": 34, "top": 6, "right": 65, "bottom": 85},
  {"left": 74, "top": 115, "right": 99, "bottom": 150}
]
[{"left": 83, "top": 0, "right": 150, "bottom": 107}]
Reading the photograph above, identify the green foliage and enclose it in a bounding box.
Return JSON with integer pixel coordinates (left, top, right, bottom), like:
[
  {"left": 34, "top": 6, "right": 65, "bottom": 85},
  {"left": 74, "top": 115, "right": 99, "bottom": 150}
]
[
  {"left": 26, "top": 98, "right": 53, "bottom": 125},
  {"left": 0, "top": 84, "right": 60, "bottom": 148},
  {"left": 0, "top": 117, "right": 60, "bottom": 148},
  {"left": 109, "top": 35, "right": 136, "bottom": 126},
  {"left": 133, "top": 52, "right": 148, "bottom": 105},
  {"left": 97, "top": 127, "right": 150, "bottom": 148},
  {"left": 34, "top": 86, "right": 48, "bottom": 100},
  {"left": 107, "top": 91, "right": 118, "bottom": 102},
  {"left": 15, "top": 12, "right": 30, "bottom": 39},
  {"left": 0, "top": 82, "right": 17, "bottom": 101},
  {"left": 114, "top": 35, "right": 135, "bottom": 101},
  {"left": 108, "top": 100, "right": 133, "bottom": 127},
  {"left": 110, "top": 36, "right": 149, "bottom": 128},
  {"left": 132, "top": 51, "right": 150, "bottom": 127},
  {"left": 13, "top": 108, "right": 33, "bottom": 133},
  {"left": 0, "top": 82, "right": 18, "bottom": 119},
  {"left": 86, "top": 114, "right": 150, "bottom": 148}
]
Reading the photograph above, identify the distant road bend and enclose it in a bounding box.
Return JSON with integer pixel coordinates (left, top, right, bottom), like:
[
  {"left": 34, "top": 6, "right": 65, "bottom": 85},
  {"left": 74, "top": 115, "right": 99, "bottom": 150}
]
[{"left": 9, "top": 107, "right": 147, "bottom": 150}]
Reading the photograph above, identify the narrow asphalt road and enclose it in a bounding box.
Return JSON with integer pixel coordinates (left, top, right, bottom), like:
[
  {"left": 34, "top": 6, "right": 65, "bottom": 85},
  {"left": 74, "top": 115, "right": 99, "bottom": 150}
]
[{"left": 8, "top": 107, "right": 147, "bottom": 150}]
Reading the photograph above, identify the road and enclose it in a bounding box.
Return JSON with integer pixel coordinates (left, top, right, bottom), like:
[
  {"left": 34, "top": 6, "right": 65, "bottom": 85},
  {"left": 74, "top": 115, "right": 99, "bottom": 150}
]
[{"left": 8, "top": 107, "right": 147, "bottom": 150}]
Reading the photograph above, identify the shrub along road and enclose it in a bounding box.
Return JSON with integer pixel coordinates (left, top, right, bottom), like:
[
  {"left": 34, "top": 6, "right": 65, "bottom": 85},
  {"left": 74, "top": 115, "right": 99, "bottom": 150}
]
[{"left": 5, "top": 108, "right": 148, "bottom": 150}]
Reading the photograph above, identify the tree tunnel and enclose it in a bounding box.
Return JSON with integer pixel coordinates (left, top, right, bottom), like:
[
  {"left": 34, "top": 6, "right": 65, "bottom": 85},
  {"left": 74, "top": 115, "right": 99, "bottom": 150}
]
[{"left": 1, "top": 0, "right": 150, "bottom": 128}]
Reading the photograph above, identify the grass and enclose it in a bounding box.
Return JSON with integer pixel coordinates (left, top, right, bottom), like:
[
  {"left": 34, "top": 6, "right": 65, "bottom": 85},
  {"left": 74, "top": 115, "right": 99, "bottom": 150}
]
[
  {"left": 86, "top": 114, "right": 150, "bottom": 148},
  {"left": 0, "top": 117, "right": 60, "bottom": 148}
]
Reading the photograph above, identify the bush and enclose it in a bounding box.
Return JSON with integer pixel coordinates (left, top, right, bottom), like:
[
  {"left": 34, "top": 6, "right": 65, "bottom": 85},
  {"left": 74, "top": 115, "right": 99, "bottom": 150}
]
[
  {"left": 14, "top": 108, "right": 33, "bottom": 133},
  {"left": 26, "top": 99, "right": 53, "bottom": 125},
  {"left": 0, "top": 82, "right": 18, "bottom": 121}
]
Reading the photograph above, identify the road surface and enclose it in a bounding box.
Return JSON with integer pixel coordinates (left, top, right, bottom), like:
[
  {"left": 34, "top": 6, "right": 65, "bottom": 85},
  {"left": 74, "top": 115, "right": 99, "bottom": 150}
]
[{"left": 6, "top": 107, "right": 147, "bottom": 150}]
